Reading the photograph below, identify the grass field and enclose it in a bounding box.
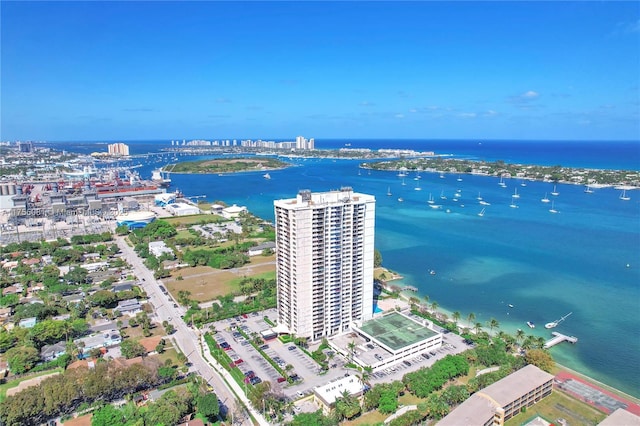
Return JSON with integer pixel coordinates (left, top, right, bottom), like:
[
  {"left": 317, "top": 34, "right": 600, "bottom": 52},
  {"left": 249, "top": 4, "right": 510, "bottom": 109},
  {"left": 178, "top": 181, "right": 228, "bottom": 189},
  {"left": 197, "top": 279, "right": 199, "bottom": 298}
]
[
  {"left": 165, "top": 255, "right": 276, "bottom": 302},
  {"left": 504, "top": 391, "right": 606, "bottom": 426},
  {"left": 162, "top": 214, "right": 225, "bottom": 226}
]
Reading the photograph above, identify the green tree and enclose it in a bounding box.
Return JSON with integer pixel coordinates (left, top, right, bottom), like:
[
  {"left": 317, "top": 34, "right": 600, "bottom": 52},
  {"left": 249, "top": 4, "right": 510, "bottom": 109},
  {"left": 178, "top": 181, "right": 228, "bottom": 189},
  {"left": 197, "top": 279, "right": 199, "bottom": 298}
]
[
  {"left": 197, "top": 393, "right": 220, "bottom": 421},
  {"left": 5, "top": 345, "right": 40, "bottom": 374},
  {"left": 525, "top": 349, "right": 555, "bottom": 372},
  {"left": 91, "top": 404, "right": 124, "bottom": 426},
  {"left": 120, "top": 339, "right": 146, "bottom": 359},
  {"left": 452, "top": 311, "right": 461, "bottom": 329},
  {"left": 374, "top": 249, "right": 383, "bottom": 267},
  {"left": 487, "top": 318, "right": 500, "bottom": 336}
]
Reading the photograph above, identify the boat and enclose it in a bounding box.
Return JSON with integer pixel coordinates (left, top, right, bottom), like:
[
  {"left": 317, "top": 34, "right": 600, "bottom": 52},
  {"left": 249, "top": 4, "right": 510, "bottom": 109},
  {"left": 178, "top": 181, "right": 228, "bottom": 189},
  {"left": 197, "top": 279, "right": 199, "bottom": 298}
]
[
  {"left": 479, "top": 200, "right": 490, "bottom": 206},
  {"left": 498, "top": 176, "right": 507, "bottom": 187},
  {"left": 414, "top": 181, "right": 422, "bottom": 191},
  {"left": 263, "top": 173, "right": 271, "bottom": 180},
  {"left": 429, "top": 269, "right": 436, "bottom": 275},
  {"left": 620, "top": 189, "right": 631, "bottom": 201},
  {"left": 476, "top": 192, "right": 483, "bottom": 201},
  {"left": 440, "top": 190, "right": 446, "bottom": 200},
  {"left": 387, "top": 186, "right": 392, "bottom": 196},
  {"left": 545, "top": 312, "right": 572, "bottom": 329},
  {"left": 527, "top": 321, "right": 535, "bottom": 329},
  {"left": 151, "top": 168, "right": 171, "bottom": 187},
  {"left": 439, "top": 172, "right": 445, "bottom": 179},
  {"left": 512, "top": 188, "right": 520, "bottom": 199},
  {"left": 541, "top": 192, "right": 550, "bottom": 203},
  {"left": 398, "top": 197, "right": 404, "bottom": 202},
  {"left": 508, "top": 304, "right": 514, "bottom": 308},
  {"left": 457, "top": 175, "right": 463, "bottom": 182},
  {"left": 551, "top": 185, "right": 559, "bottom": 196},
  {"left": 402, "top": 178, "right": 406, "bottom": 186},
  {"left": 478, "top": 208, "right": 486, "bottom": 217},
  {"left": 584, "top": 185, "right": 594, "bottom": 194},
  {"left": 549, "top": 201, "right": 558, "bottom": 214},
  {"left": 509, "top": 196, "right": 518, "bottom": 208},
  {"left": 429, "top": 204, "right": 442, "bottom": 209},
  {"left": 427, "top": 193, "right": 434, "bottom": 204}
]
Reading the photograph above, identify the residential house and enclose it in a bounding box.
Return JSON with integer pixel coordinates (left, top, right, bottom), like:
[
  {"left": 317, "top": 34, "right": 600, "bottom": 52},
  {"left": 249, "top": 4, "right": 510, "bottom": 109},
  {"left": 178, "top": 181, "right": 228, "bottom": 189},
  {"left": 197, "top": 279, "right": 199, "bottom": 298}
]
[{"left": 40, "top": 341, "right": 67, "bottom": 362}]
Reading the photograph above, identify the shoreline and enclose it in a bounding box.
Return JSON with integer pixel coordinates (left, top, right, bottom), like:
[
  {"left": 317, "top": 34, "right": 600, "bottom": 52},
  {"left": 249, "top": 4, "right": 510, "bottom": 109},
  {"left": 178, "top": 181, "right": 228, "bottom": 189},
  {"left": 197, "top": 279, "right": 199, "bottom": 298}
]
[{"left": 375, "top": 267, "right": 640, "bottom": 402}]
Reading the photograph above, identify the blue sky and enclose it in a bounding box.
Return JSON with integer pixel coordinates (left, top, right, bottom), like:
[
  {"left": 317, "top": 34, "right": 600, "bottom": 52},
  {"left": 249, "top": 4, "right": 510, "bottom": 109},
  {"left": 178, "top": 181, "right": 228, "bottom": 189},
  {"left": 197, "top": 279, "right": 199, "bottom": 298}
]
[{"left": 1, "top": 1, "right": 639, "bottom": 141}]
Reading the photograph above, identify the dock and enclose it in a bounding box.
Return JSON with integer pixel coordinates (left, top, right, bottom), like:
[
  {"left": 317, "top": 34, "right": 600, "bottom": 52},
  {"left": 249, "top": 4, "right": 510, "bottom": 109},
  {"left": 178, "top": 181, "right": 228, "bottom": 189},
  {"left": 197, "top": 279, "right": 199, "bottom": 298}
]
[
  {"left": 401, "top": 285, "right": 418, "bottom": 292},
  {"left": 544, "top": 332, "right": 578, "bottom": 349}
]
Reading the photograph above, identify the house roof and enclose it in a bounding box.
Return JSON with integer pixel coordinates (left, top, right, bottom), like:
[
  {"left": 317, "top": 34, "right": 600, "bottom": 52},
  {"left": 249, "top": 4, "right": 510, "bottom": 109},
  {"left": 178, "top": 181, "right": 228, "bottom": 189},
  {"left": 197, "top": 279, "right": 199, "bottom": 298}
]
[{"left": 139, "top": 335, "right": 163, "bottom": 353}]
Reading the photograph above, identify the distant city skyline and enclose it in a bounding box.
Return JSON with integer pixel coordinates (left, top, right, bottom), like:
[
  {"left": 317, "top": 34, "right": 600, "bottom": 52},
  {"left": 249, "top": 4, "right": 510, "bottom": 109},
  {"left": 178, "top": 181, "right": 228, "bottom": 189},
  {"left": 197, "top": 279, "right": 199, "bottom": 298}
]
[{"left": 1, "top": 1, "right": 639, "bottom": 141}]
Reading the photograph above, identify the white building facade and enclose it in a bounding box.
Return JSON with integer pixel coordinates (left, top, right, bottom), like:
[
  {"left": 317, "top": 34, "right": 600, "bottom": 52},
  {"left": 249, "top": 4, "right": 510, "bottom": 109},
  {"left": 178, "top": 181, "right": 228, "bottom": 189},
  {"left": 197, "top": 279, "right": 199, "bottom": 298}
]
[{"left": 274, "top": 187, "right": 375, "bottom": 341}]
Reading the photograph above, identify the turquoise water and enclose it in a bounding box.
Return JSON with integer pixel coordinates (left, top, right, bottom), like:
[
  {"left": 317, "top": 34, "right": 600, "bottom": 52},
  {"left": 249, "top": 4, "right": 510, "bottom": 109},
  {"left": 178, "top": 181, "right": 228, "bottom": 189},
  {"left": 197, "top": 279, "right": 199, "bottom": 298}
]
[
  {"left": 44, "top": 140, "right": 640, "bottom": 397},
  {"left": 168, "top": 158, "right": 639, "bottom": 397}
]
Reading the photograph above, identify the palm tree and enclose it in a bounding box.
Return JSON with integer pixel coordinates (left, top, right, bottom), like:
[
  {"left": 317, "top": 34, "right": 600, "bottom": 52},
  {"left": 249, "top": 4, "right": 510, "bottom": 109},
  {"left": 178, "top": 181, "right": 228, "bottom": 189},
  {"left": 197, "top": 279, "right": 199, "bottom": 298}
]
[
  {"left": 347, "top": 340, "right": 356, "bottom": 362},
  {"left": 515, "top": 329, "right": 526, "bottom": 346},
  {"left": 473, "top": 322, "right": 483, "bottom": 336},
  {"left": 467, "top": 312, "right": 476, "bottom": 328},
  {"left": 359, "top": 366, "right": 372, "bottom": 389},
  {"left": 430, "top": 301, "right": 439, "bottom": 314},
  {"left": 452, "top": 311, "right": 461, "bottom": 329},
  {"left": 487, "top": 318, "right": 500, "bottom": 336}
]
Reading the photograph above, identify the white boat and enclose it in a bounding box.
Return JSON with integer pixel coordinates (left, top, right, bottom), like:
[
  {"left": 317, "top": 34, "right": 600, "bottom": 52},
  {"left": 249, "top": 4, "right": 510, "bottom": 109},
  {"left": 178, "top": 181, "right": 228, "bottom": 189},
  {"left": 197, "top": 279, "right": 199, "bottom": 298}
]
[
  {"left": 527, "top": 321, "right": 535, "bottom": 329},
  {"left": 414, "top": 181, "right": 422, "bottom": 191},
  {"left": 402, "top": 178, "right": 406, "bottom": 186},
  {"left": 398, "top": 197, "right": 404, "bottom": 202},
  {"left": 429, "top": 204, "right": 442, "bottom": 209},
  {"left": 584, "top": 185, "right": 594, "bottom": 194},
  {"left": 151, "top": 168, "right": 172, "bottom": 187},
  {"left": 387, "top": 186, "right": 392, "bottom": 196},
  {"left": 512, "top": 188, "right": 520, "bottom": 199},
  {"left": 263, "top": 173, "right": 271, "bottom": 180},
  {"left": 454, "top": 191, "right": 462, "bottom": 198},
  {"left": 478, "top": 208, "right": 486, "bottom": 217},
  {"left": 551, "top": 185, "right": 559, "bottom": 196},
  {"left": 541, "top": 193, "right": 550, "bottom": 203},
  {"left": 457, "top": 175, "right": 463, "bottom": 182},
  {"left": 509, "top": 196, "right": 519, "bottom": 208},
  {"left": 498, "top": 176, "right": 507, "bottom": 187},
  {"left": 439, "top": 172, "right": 445, "bottom": 179},
  {"left": 440, "top": 190, "right": 446, "bottom": 200},
  {"left": 476, "top": 192, "right": 483, "bottom": 201},
  {"left": 620, "top": 189, "right": 631, "bottom": 201},
  {"left": 427, "top": 193, "right": 435, "bottom": 204},
  {"left": 429, "top": 269, "right": 436, "bottom": 275},
  {"left": 479, "top": 200, "right": 491, "bottom": 206},
  {"left": 549, "top": 201, "right": 558, "bottom": 213},
  {"left": 508, "top": 304, "right": 514, "bottom": 308},
  {"left": 545, "top": 312, "right": 572, "bottom": 329}
]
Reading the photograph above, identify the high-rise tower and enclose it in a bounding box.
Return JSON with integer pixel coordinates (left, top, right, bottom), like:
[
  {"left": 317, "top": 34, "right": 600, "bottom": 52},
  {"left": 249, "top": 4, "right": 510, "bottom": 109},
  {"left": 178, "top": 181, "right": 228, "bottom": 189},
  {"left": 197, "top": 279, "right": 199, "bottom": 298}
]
[{"left": 274, "top": 187, "right": 375, "bottom": 340}]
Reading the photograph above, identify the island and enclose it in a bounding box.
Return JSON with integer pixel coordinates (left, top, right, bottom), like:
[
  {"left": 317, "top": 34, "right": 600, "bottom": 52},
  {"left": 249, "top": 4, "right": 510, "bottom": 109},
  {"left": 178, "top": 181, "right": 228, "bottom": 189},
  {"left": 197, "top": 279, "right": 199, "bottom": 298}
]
[
  {"left": 361, "top": 157, "right": 640, "bottom": 187},
  {"left": 168, "top": 157, "right": 290, "bottom": 174}
]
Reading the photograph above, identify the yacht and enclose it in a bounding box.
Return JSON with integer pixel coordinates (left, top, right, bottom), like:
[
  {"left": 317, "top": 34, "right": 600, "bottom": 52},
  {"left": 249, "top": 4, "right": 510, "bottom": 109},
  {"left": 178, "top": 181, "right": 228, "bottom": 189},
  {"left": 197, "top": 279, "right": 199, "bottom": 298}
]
[
  {"left": 498, "top": 176, "right": 507, "bottom": 187},
  {"left": 549, "top": 201, "right": 558, "bottom": 214},
  {"left": 263, "top": 173, "right": 271, "bottom": 180},
  {"left": 620, "top": 189, "right": 631, "bottom": 201},
  {"left": 479, "top": 200, "right": 491, "bottom": 206},
  {"left": 551, "top": 185, "right": 559, "bottom": 196},
  {"left": 509, "top": 196, "right": 519, "bottom": 208},
  {"left": 427, "top": 193, "right": 435, "bottom": 204},
  {"left": 478, "top": 208, "right": 486, "bottom": 217},
  {"left": 545, "top": 312, "right": 572, "bottom": 329},
  {"left": 527, "top": 321, "right": 535, "bottom": 329},
  {"left": 512, "top": 188, "right": 520, "bottom": 199},
  {"left": 541, "top": 193, "right": 550, "bottom": 203}
]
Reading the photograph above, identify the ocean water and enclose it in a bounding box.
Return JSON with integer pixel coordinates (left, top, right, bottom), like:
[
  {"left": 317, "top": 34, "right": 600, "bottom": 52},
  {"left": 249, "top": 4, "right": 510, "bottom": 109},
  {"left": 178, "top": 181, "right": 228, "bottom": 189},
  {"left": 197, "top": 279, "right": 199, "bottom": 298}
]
[{"left": 45, "top": 139, "right": 640, "bottom": 397}]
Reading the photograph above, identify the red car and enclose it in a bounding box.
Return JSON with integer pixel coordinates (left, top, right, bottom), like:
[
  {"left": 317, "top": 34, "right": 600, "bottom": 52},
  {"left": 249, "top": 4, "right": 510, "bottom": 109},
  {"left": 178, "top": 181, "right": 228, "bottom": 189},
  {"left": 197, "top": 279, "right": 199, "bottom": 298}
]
[{"left": 234, "top": 359, "right": 244, "bottom": 365}]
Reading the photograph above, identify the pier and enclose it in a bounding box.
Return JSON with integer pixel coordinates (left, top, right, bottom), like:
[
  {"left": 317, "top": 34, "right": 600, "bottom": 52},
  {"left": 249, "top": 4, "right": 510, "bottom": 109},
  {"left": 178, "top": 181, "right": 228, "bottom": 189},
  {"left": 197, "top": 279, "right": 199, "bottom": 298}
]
[
  {"left": 401, "top": 285, "right": 418, "bottom": 292},
  {"left": 544, "top": 332, "right": 578, "bottom": 349}
]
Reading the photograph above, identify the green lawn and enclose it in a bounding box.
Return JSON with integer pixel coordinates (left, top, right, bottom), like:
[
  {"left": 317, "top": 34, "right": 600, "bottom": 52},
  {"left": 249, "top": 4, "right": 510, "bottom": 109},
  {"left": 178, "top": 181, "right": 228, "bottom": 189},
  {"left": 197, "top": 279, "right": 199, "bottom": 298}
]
[{"left": 504, "top": 391, "right": 606, "bottom": 426}]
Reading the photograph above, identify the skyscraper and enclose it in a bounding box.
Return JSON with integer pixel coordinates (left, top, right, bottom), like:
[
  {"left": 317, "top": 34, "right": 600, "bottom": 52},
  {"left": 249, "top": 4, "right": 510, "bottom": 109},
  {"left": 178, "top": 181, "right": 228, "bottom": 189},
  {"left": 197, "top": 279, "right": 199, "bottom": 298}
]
[{"left": 274, "top": 187, "right": 375, "bottom": 341}]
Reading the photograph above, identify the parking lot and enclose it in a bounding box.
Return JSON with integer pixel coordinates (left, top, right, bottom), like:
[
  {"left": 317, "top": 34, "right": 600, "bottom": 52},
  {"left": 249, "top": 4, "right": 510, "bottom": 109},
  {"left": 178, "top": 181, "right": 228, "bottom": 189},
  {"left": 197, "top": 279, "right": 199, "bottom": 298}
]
[{"left": 206, "top": 308, "right": 473, "bottom": 401}]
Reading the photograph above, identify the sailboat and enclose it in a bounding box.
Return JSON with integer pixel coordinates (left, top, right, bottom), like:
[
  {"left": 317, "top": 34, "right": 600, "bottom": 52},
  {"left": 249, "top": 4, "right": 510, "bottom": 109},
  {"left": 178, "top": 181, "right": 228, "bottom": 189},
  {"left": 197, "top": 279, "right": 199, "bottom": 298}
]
[
  {"left": 476, "top": 192, "right": 483, "bottom": 201},
  {"left": 545, "top": 312, "right": 572, "bottom": 329},
  {"left": 620, "top": 189, "right": 631, "bottom": 201},
  {"left": 478, "top": 208, "right": 486, "bottom": 217},
  {"left": 549, "top": 201, "right": 558, "bottom": 213},
  {"left": 512, "top": 187, "right": 520, "bottom": 199},
  {"left": 584, "top": 185, "right": 594, "bottom": 194},
  {"left": 498, "top": 176, "right": 506, "bottom": 187},
  {"left": 387, "top": 186, "right": 392, "bottom": 196},
  {"left": 541, "top": 193, "right": 550, "bottom": 203},
  {"left": 402, "top": 178, "right": 406, "bottom": 186},
  {"left": 457, "top": 175, "right": 463, "bottom": 182},
  {"left": 439, "top": 172, "right": 445, "bottom": 179},
  {"left": 414, "top": 181, "right": 422, "bottom": 191},
  {"left": 440, "top": 190, "right": 446, "bottom": 200},
  {"left": 509, "top": 196, "right": 519, "bottom": 208},
  {"left": 427, "top": 193, "right": 435, "bottom": 204},
  {"left": 551, "top": 185, "right": 559, "bottom": 196}
]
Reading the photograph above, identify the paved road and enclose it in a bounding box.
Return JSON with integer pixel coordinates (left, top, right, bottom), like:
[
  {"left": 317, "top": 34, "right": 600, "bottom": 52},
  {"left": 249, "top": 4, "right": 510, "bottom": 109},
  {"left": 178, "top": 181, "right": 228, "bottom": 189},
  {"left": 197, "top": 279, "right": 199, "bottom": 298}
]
[{"left": 116, "top": 236, "right": 261, "bottom": 425}]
